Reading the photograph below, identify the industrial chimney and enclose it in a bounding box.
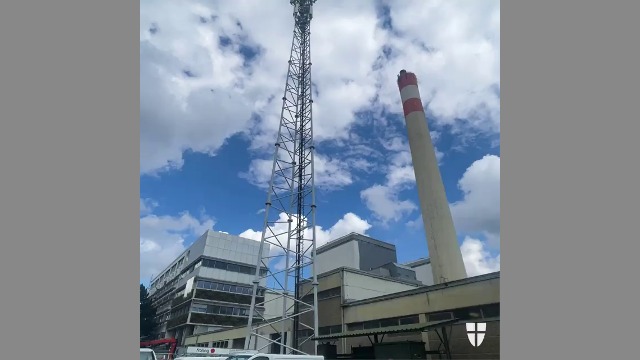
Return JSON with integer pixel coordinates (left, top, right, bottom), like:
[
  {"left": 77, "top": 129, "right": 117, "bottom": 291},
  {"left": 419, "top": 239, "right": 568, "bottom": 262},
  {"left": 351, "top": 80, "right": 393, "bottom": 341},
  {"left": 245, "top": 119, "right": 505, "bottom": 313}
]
[{"left": 397, "top": 70, "right": 467, "bottom": 284}]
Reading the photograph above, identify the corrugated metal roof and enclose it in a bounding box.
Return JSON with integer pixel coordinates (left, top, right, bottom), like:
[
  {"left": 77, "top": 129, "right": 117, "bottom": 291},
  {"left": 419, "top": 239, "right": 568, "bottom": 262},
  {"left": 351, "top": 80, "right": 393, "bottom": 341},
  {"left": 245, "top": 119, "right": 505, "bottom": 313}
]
[{"left": 312, "top": 319, "right": 458, "bottom": 340}]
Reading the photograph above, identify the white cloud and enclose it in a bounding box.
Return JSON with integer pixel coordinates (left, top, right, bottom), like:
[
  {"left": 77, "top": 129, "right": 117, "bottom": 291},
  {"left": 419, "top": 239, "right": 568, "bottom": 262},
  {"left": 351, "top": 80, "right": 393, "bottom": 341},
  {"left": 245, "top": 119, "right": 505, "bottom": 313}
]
[
  {"left": 140, "top": 0, "right": 499, "bottom": 176},
  {"left": 360, "top": 136, "right": 444, "bottom": 224},
  {"left": 140, "top": 198, "right": 158, "bottom": 215},
  {"left": 239, "top": 212, "right": 371, "bottom": 253},
  {"left": 461, "top": 236, "right": 500, "bottom": 276},
  {"left": 374, "top": 0, "right": 500, "bottom": 134},
  {"left": 240, "top": 152, "right": 353, "bottom": 190},
  {"left": 450, "top": 155, "right": 500, "bottom": 246},
  {"left": 361, "top": 185, "right": 417, "bottom": 224},
  {"left": 139, "top": 199, "right": 214, "bottom": 281}
]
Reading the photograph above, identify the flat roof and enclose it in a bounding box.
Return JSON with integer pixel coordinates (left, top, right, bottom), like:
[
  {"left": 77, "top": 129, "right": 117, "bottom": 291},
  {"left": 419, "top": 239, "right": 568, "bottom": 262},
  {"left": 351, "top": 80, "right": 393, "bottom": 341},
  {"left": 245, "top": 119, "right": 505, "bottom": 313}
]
[
  {"left": 373, "top": 262, "right": 415, "bottom": 272},
  {"left": 316, "top": 232, "right": 395, "bottom": 254},
  {"left": 344, "top": 271, "right": 500, "bottom": 307},
  {"left": 403, "top": 257, "right": 431, "bottom": 267},
  {"left": 298, "top": 266, "right": 423, "bottom": 287},
  {"left": 312, "top": 319, "right": 459, "bottom": 340}
]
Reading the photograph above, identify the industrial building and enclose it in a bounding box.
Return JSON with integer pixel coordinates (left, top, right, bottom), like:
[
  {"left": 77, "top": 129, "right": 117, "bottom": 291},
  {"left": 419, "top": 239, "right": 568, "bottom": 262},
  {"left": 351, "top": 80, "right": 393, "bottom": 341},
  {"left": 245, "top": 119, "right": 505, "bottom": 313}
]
[
  {"left": 146, "top": 65, "right": 501, "bottom": 358},
  {"left": 183, "top": 234, "right": 500, "bottom": 359},
  {"left": 148, "top": 230, "right": 270, "bottom": 345}
]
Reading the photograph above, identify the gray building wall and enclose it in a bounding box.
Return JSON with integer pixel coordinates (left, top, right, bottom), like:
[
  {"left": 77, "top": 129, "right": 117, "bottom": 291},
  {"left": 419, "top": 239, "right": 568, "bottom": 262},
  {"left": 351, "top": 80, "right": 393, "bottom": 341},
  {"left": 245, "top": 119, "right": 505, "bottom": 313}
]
[
  {"left": 315, "top": 233, "right": 397, "bottom": 275},
  {"left": 357, "top": 240, "right": 397, "bottom": 272},
  {"left": 403, "top": 258, "right": 435, "bottom": 286},
  {"left": 149, "top": 230, "right": 269, "bottom": 342},
  {"left": 315, "top": 239, "right": 359, "bottom": 275}
]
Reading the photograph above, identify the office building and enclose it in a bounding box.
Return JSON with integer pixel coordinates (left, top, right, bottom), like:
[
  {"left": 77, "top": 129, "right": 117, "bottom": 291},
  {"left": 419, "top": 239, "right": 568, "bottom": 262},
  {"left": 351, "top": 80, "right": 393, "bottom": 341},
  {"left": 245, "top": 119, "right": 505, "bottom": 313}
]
[{"left": 148, "top": 230, "right": 270, "bottom": 345}]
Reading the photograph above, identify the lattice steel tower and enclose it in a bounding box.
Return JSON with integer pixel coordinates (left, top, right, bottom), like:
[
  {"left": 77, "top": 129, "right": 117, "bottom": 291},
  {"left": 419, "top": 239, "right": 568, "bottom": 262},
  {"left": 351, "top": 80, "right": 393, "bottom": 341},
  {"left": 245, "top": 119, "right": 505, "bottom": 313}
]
[{"left": 244, "top": 0, "right": 319, "bottom": 355}]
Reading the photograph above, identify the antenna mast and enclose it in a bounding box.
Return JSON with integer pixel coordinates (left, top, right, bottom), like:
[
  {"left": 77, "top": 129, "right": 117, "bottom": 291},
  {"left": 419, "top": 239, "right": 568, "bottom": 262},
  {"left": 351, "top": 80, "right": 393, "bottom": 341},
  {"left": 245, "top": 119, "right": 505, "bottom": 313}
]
[{"left": 244, "top": 0, "right": 319, "bottom": 355}]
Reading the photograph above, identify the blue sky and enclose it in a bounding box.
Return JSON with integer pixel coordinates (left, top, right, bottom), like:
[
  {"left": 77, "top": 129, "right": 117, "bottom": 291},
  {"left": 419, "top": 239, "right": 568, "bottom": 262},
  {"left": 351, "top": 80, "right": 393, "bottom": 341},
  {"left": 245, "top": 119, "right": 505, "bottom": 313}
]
[{"left": 139, "top": 0, "right": 500, "bottom": 283}]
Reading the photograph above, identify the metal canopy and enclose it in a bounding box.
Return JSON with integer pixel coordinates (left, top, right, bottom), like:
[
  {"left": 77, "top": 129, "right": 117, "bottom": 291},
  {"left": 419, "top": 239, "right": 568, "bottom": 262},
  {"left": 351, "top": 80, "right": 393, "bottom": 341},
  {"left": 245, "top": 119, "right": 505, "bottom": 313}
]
[{"left": 311, "top": 318, "right": 459, "bottom": 340}]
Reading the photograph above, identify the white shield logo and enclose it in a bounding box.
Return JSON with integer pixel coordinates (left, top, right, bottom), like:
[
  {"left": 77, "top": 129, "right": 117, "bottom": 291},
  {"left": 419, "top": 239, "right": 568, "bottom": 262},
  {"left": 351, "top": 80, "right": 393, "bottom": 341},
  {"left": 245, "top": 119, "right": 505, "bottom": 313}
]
[{"left": 466, "top": 322, "right": 486, "bottom": 347}]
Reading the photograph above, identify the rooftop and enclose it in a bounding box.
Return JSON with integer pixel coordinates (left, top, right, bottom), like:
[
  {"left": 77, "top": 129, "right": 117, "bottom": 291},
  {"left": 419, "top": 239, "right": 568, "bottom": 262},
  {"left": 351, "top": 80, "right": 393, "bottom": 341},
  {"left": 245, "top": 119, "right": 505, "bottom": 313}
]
[
  {"left": 375, "top": 262, "right": 415, "bottom": 272},
  {"left": 316, "top": 232, "right": 395, "bottom": 254},
  {"left": 299, "top": 266, "right": 424, "bottom": 287},
  {"left": 403, "top": 257, "right": 431, "bottom": 267}
]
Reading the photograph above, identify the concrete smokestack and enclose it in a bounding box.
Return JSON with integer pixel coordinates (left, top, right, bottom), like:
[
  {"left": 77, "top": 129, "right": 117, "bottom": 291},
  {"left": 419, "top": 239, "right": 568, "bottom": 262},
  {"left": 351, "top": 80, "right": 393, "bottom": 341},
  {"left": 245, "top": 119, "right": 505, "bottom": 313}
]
[{"left": 397, "top": 70, "right": 467, "bottom": 284}]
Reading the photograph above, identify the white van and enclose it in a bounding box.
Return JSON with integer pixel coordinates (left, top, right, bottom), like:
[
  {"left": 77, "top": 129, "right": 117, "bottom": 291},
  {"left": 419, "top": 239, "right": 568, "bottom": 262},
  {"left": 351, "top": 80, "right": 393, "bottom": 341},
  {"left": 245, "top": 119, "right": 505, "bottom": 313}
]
[
  {"left": 140, "top": 348, "right": 158, "bottom": 360},
  {"left": 227, "top": 353, "right": 323, "bottom": 360},
  {"left": 177, "top": 353, "right": 323, "bottom": 360},
  {"left": 174, "top": 347, "right": 246, "bottom": 360}
]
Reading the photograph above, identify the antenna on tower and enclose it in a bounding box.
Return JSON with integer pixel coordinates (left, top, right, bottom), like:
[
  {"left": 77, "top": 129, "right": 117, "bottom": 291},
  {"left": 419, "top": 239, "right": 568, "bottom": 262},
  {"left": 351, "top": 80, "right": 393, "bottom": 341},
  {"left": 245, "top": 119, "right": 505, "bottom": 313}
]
[{"left": 244, "top": 0, "right": 319, "bottom": 355}]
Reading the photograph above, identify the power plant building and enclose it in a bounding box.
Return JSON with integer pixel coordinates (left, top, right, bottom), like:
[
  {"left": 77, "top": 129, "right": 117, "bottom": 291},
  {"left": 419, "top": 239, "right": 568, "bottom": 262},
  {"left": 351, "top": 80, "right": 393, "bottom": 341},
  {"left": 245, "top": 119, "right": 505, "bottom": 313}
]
[
  {"left": 183, "top": 234, "right": 500, "bottom": 359},
  {"left": 150, "top": 69, "right": 500, "bottom": 359}
]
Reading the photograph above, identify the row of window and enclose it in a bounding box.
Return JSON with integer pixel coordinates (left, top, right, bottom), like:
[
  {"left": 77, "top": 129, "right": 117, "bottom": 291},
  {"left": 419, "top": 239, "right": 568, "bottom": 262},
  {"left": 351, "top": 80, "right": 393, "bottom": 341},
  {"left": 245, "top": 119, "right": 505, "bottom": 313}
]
[
  {"left": 191, "top": 303, "right": 251, "bottom": 317},
  {"left": 153, "top": 288, "right": 177, "bottom": 307},
  {"left": 170, "top": 305, "right": 190, "bottom": 319},
  {"left": 347, "top": 315, "right": 420, "bottom": 331},
  {"left": 151, "top": 251, "right": 191, "bottom": 289},
  {"left": 152, "top": 255, "right": 268, "bottom": 297},
  {"left": 297, "top": 324, "right": 342, "bottom": 338},
  {"left": 200, "top": 258, "right": 268, "bottom": 277},
  {"left": 154, "top": 313, "right": 170, "bottom": 324},
  {"left": 212, "top": 340, "right": 228, "bottom": 348},
  {"left": 195, "top": 279, "right": 266, "bottom": 297},
  {"left": 427, "top": 303, "right": 499, "bottom": 322}
]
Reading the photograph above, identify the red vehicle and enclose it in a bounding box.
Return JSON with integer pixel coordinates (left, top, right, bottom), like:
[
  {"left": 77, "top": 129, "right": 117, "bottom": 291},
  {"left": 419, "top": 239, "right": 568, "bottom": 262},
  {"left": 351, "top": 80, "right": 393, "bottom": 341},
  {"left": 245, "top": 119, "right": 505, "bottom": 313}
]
[{"left": 141, "top": 338, "right": 178, "bottom": 360}]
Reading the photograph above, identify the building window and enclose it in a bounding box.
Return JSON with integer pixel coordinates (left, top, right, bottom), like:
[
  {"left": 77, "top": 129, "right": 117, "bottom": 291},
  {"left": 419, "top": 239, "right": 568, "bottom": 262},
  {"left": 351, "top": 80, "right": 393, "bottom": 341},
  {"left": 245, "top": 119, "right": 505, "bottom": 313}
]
[
  {"left": 399, "top": 315, "right": 420, "bottom": 325},
  {"left": 195, "top": 279, "right": 266, "bottom": 297},
  {"left": 318, "top": 325, "right": 342, "bottom": 335},
  {"left": 200, "top": 257, "right": 268, "bottom": 276},
  {"left": 297, "top": 329, "right": 314, "bottom": 338},
  {"left": 213, "top": 341, "right": 226, "bottom": 347},
  {"left": 191, "top": 304, "right": 208, "bottom": 313},
  {"left": 428, "top": 305, "right": 497, "bottom": 322},
  {"left": 453, "top": 307, "right": 482, "bottom": 321},
  {"left": 379, "top": 318, "right": 398, "bottom": 328},
  {"left": 347, "top": 314, "right": 421, "bottom": 331},
  {"left": 363, "top": 320, "right": 379, "bottom": 330},
  {"left": 190, "top": 302, "right": 250, "bottom": 318},
  {"left": 427, "top": 311, "right": 453, "bottom": 322},
  {"left": 481, "top": 303, "right": 500, "bottom": 318}
]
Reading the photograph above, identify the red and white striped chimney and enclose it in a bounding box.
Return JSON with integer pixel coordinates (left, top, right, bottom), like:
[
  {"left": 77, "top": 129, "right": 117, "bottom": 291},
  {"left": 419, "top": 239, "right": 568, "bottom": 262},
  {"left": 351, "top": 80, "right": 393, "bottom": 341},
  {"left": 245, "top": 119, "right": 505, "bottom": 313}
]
[{"left": 397, "top": 70, "right": 467, "bottom": 284}]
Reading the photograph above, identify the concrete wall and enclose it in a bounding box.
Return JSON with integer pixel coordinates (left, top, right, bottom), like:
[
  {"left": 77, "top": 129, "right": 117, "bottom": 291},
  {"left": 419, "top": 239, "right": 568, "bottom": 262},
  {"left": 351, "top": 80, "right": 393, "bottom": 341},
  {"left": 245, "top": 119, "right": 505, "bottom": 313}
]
[
  {"left": 343, "top": 271, "right": 419, "bottom": 302},
  {"left": 185, "top": 319, "right": 294, "bottom": 352},
  {"left": 344, "top": 276, "right": 500, "bottom": 323},
  {"left": 316, "top": 240, "right": 358, "bottom": 275},
  {"left": 411, "top": 263, "right": 434, "bottom": 286},
  {"left": 204, "top": 231, "right": 268, "bottom": 268},
  {"left": 427, "top": 320, "right": 499, "bottom": 359},
  {"left": 263, "top": 290, "right": 294, "bottom": 319},
  {"left": 184, "top": 272, "right": 500, "bottom": 359}
]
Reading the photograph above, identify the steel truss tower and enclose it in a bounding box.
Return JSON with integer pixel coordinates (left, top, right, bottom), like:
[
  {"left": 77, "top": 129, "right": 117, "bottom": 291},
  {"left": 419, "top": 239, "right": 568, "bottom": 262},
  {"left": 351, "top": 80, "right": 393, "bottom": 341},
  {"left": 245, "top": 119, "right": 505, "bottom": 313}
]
[{"left": 244, "top": 0, "right": 319, "bottom": 355}]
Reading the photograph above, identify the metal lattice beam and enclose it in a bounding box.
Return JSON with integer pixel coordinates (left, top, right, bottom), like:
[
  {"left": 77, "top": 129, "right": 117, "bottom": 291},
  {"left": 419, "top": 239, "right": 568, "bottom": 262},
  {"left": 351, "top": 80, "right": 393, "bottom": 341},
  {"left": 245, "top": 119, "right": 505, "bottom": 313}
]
[{"left": 244, "top": 0, "right": 319, "bottom": 355}]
